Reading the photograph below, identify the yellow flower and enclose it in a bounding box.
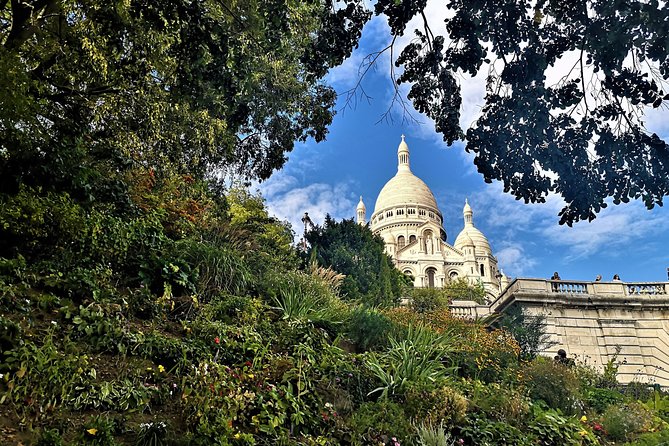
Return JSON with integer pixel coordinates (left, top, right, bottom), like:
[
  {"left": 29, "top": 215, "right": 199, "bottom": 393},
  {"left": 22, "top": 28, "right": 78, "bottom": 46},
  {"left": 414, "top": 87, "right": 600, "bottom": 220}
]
[
  {"left": 158, "top": 365, "right": 165, "bottom": 373},
  {"left": 580, "top": 415, "right": 588, "bottom": 423},
  {"left": 86, "top": 428, "right": 98, "bottom": 436},
  {"left": 578, "top": 429, "right": 588, "bottom": 437},
  {"left": 234, "top": 433, "right": 241, "bottom": 439}
]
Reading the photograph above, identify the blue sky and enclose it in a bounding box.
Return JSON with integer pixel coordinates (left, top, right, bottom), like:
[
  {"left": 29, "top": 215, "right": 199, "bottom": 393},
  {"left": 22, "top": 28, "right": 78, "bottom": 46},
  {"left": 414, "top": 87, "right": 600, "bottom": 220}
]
[{"left": 257, "top": 10, "right": 669, "bottom": 283}]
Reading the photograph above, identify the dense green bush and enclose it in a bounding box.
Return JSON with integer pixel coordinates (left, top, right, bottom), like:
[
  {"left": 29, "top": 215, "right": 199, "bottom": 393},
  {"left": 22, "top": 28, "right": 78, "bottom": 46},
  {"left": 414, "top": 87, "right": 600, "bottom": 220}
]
[
  {"left": 525, "top": 357, "right": 582, "bottom": 414},
  {"left": 601, "top": 402, "right": 653, "bottom": 442},
  {"left": 466, "top": 381, "right": 530, "bottom": 426},
  {"left": 585, "top": 387, "right": 624, "bottom": 414},
  {"left": 404, "top": 384, "right": 468, "bottom": 428},
  {"left": 346, "top": 306, "right": 396, "bottom": 351},
  {"left": 347, "top": 401, "right": 416, "bottom": 445},
  {"left": 410, "top": 288, "right": 451, "bottom": 313}
]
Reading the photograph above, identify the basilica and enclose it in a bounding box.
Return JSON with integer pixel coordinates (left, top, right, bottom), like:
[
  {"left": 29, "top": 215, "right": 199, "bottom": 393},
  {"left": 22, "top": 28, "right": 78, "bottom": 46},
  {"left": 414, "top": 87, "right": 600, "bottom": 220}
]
[{"left": 355, "top": 136, "right": 508, "bottom": 301}]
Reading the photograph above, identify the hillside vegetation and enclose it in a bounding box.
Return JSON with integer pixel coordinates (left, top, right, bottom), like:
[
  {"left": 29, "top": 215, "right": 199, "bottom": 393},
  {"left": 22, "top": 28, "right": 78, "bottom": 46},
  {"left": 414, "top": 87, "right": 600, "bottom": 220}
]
[
  {"left": 3, "top": 1, "right": 669, "bottom": 444},
  {"left": 2, "top": 180, "right": 669, "bottom": 445}
]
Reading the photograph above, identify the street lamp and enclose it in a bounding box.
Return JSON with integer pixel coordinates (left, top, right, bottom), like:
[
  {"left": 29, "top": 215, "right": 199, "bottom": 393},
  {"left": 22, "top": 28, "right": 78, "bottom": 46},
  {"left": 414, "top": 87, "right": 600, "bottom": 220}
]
[{"left": 301, "top": 212, "right": 314, "bottom": 251}]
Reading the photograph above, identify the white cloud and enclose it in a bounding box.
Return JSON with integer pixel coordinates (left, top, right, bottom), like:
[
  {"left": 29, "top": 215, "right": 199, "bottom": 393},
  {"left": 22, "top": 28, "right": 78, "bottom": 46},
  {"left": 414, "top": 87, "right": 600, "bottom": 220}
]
[
  {"left": 468, "top": 183, "right": 669, "bottom": 268},
  {"left": 541, "top": 204, "right": 669, "bottom": 261},
  {"left": 495, "top": 243, "right": 538, "bottom": 277},
  {"left": 257, "top": 170, "right": 357, "bottom": 240}
]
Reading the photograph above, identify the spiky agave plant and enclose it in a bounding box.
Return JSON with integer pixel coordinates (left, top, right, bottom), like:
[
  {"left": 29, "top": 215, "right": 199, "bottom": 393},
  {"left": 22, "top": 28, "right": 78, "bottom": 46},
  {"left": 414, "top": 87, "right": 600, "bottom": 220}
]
[{"left": 366, "top": 324, "right": 458, "bottom": 399}]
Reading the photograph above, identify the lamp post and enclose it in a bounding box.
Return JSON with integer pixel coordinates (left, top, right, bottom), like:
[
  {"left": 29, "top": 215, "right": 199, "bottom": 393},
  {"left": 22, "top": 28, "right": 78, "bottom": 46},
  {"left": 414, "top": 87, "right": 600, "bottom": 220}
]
[{"left": 301, "top": 212, "right": 313, "bottom": 251}]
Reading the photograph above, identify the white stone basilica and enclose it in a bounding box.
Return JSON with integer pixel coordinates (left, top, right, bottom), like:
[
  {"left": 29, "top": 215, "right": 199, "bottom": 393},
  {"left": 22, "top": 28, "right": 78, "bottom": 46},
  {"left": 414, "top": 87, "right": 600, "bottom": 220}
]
[{"left": 356, "top": 136, "right": 509, "bottom": 300}]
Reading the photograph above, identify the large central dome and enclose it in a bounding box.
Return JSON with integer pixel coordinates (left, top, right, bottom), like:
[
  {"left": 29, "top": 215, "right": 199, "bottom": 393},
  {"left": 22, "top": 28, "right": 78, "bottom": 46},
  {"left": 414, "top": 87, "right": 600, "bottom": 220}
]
[
  {"left": 373, "top": 171, "right": 439, "bottom": 214},
  {"left": 372, "top": 136, "right": 440, "bottom": 215}
]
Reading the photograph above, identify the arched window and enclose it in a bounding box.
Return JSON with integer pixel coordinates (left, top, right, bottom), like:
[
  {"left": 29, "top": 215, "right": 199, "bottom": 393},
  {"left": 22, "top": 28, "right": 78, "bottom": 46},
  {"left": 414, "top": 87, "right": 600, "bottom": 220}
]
[
  {"left": 426, "top": 268, "right": 437, "bottom": 288},
  {"left": 449, "top": 271, "right": 459, "bottom": 280},
  {"left": 397, "top": 235, "right": 405, "bottom": 249},
  {"left": 409, "top": 234, "right": 416, "bottom": 244},
  {"left": 480, "top": 263, "right": 485, "bottom": 276}
]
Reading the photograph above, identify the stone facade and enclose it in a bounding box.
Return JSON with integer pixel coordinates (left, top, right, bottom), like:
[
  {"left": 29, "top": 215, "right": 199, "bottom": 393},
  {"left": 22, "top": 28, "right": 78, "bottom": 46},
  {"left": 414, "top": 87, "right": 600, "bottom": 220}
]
[
  {"left": 356, "top": 136, "right": 507, "bottom": 300},
  {"left": 454, "top": 278, "right": 669, "bottom": 387}
]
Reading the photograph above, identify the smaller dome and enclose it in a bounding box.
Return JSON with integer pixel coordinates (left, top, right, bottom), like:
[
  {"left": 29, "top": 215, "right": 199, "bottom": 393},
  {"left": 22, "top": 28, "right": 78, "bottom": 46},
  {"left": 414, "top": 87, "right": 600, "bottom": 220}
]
[
  {"left": 454, "top": 226, "right": 491, "bottom": 254},
  {"left": 453, "top": 199, "right": 492, "bottom": 255},
  {"left": 356, "top": 196, "right": 366, "bottom": 211},
  {"left": 456, "top": 231, "right": 474, "bottom": 248}
]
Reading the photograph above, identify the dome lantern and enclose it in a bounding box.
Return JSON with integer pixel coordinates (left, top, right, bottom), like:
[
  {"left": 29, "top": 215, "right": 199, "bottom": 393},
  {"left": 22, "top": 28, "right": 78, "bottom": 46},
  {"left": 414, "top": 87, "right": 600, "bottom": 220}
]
[
  {"left": 356, "top": 196, "right": 366, "bottom": 224},
  {"left": 397, "top": 134, "right": 410, "bottom": 172}
]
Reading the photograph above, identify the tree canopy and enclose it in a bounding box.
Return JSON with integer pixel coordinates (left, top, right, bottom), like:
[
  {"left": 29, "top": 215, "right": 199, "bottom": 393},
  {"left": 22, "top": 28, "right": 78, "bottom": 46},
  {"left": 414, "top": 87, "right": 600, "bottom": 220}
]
[
  {"left": 0, "top": 0, "right": 368, "bottom": 199},
  {"left": 305, "top": 216, "right": 410, "bottom": 306},
  {"left": 369, "top": 0, "right": 669, "bottom": 225}
]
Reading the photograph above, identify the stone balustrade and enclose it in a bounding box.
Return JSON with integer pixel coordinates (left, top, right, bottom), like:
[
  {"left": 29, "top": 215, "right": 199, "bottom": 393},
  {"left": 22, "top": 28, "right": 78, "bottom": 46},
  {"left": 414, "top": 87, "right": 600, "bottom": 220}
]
[
  {"left": 448, "top": 301, "right": 490, "bottom": 319},
  {"left": 449, "top": 277, "right": 669, "bottom": 387}
]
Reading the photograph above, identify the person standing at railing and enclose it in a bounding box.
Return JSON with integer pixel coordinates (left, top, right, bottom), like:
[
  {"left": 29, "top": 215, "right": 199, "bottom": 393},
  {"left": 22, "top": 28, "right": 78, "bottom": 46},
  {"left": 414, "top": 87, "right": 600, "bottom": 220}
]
[
  {"left": 613, "top": 274, "right": 621, "bottom": 281},
  {"left": 550, "top": 272, "right": 561, "bottom": 292},
  {"left": 595, "top": 275, "right": 602, "bottom": 281}
]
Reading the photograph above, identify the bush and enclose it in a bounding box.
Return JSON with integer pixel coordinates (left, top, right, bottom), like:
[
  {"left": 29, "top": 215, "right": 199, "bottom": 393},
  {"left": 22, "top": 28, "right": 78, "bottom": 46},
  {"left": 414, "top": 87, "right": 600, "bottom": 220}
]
[
  {"left": 466, "top": 382, "right": 530, "bottom": 426},
  {"left": 348, "top": 401, "right": 416, "bottom": 445},
  {"left": 585, "top": 387, "right": 624, "bottom": 414},
  {"left": 460, "top": 414, "right": 533, "bottom": 446},
  {"left": 404, "top": 384, "right": 468, "bottom": 428},
  {"left": 410, "top": 288, "right": 450, "bottom": 313},
  {"left": 624, "top": 428, "right": 669, "bottom": 446},
  {"left": 347, "top": 307, "right": 395, "bottom": 351},
  {"left": 416, "top": 422, "right": 457, "bottom": 446},
  {"left": 527, "top": 408, "right": 591, "bottom": 446},
  {"left": 601, "top": 402, "right": 653, "bottom": 442},
  {"left": 36, "top": 429, "right": 64, "bottom": 446},
  {"left": 525, "top": 357, "right": 582, "bottom": 414}
]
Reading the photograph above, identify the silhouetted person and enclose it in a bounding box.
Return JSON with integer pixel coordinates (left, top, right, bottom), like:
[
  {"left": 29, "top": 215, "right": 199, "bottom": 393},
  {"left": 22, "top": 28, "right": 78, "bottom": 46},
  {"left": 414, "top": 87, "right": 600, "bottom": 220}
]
[
  {"left": 551, "top": 272, "right": 561, "bottom": 280},
  {"left": 595, "top": 275, "right": 602, "bottom": 282},
  {"left": 613, "top": 274, "right": 621, "bottom": 281},
  {"left": 555, "top": 349, "right": 574, "bottom": 366}
]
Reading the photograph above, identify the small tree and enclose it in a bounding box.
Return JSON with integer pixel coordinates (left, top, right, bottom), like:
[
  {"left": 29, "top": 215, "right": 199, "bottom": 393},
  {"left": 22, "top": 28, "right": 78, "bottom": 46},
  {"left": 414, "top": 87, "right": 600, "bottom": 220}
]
[
  {"left": 493, "top": 305, "right": 557, "bottom": 361},
  {"left": 305, "top": 216, "right": 412, "bottom": 307},
  {"left": 445, "top": 278, "right": 486, "bottom": 304}
]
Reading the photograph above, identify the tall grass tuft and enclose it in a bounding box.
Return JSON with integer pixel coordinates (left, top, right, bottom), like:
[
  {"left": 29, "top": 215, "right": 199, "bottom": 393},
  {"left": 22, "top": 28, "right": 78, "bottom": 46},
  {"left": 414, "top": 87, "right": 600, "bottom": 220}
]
[{"left": 416, "top": 423, "right": 457, "bottom": 446}]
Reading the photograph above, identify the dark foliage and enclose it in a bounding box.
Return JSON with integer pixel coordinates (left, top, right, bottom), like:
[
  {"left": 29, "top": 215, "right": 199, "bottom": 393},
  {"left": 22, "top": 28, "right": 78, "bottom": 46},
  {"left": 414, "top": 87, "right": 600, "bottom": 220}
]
[{"left": 305, "top": 216, "right": 411, "bottom": 306}]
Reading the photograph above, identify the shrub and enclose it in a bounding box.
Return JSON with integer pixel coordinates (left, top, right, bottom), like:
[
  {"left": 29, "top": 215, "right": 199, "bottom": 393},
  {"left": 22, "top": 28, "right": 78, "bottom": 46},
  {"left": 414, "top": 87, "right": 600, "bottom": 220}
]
[
  {"left": 366, "top": 325, "right": 457, "bottom": 399},
  {"left": 527, "top": 408, "right": 589, "bottom": 446},
  {"left": 601, "top": 402, "right": 653, "bottom": 442},
  {"left": 176, "top": 238, "right": 252, "bottom": 298},
  {"left": 404, "top": 384, "right": 468, "bottom": 428},
  {"left": 416, "top": 422, "right": 457, "bottom": 446},
  {"left": 460, "top": 414, "right": 533, "bottom": 446},
  {"left": 79, "top": 416, "right": 121, "bottom": 446},
  {"left": 348, "top": 401, "right": 415, "bottom": 445},
  {"left": 269, "top": 270, "right": 345, "bottom": 327},
  {"left": 0, "top": 334, "right": 93, "bottom": 418},
  {"left": 525, "top": 357, "right": 582, "bottom": 414},
  {"left": 466, "top": 381, "right": 530, "bottom": 426},
  {"left": 411, "top": 288, "right": 450, "bottom": 313},
  {"left": 36, "top": 429, "right": 64, "bottom": 446},
  {"left": 347, "top": 307, "right": 395, "bottom": 351},
  {"left": 585, "top": 387, "right": 624, "bottom": 414},
  {"left": 202, "top": 294, "right": 263, "bottom": 325},
  {"left": 624, "top": 428, "right": 669, "bottom": 446},
  {"left": 492, "top": 305, "right": 557, "bottom": 360}
]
